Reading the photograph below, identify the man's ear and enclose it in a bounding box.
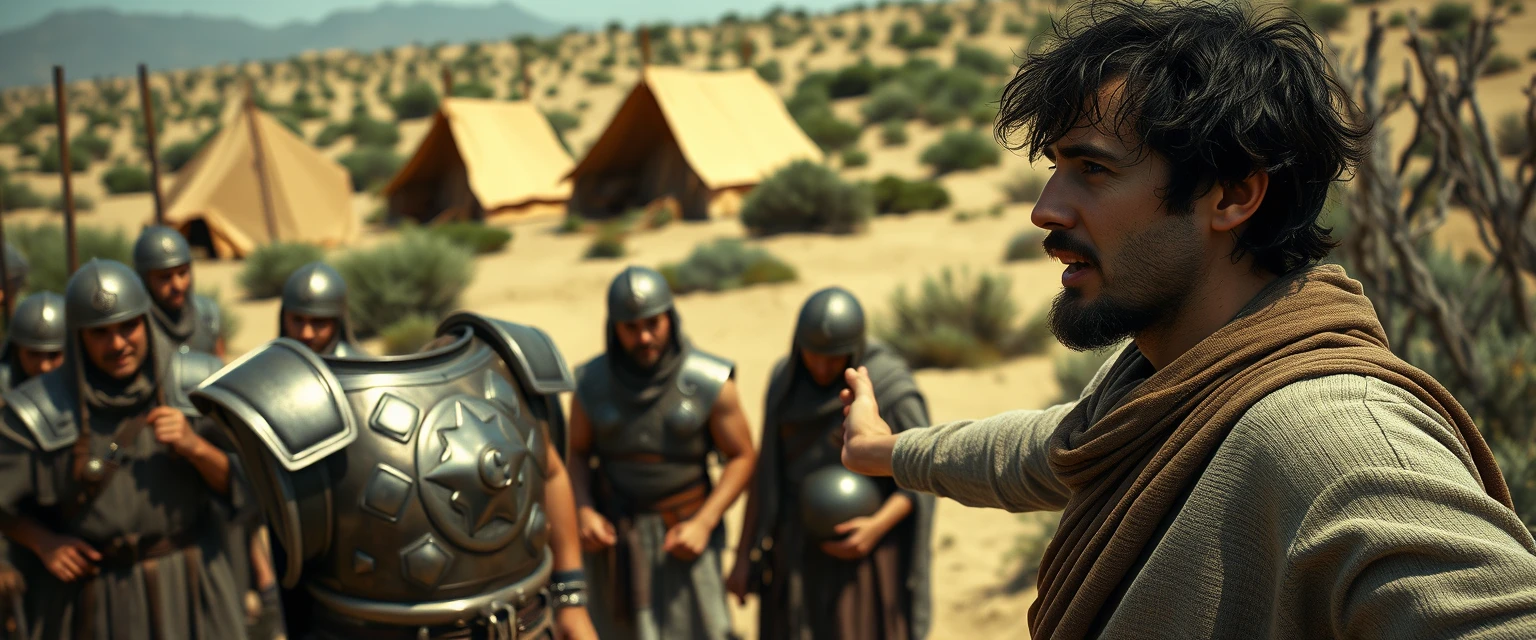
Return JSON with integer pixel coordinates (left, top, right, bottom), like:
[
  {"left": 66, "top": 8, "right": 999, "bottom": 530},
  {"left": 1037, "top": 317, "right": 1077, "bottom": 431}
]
[{"left": 1209, "top": 171, "right": 1270, "bottom": 233}]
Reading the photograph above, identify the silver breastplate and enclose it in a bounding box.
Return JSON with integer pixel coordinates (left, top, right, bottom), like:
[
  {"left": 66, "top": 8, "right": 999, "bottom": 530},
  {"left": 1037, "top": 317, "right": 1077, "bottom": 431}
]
[{"left": 193, "top": 313, "right": 576, "bottom": 628}]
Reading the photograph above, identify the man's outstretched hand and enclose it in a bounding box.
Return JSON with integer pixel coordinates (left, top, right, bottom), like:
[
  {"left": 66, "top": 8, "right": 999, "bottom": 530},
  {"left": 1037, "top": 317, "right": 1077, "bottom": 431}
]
[{"left": 839, "top": 366, "right": 897, "bottom": 477}]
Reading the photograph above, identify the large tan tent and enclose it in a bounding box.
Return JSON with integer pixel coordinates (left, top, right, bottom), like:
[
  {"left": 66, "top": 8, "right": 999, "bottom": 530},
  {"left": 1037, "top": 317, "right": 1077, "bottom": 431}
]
[
  {"left": 381, "top": 97, "right": 574, "bottom": 223},
  {"left": 566, "top": 66, "right": 824, "bottom": 221},
  {"left": 164, "top": 103, "right": 355, "bottom": 259}
]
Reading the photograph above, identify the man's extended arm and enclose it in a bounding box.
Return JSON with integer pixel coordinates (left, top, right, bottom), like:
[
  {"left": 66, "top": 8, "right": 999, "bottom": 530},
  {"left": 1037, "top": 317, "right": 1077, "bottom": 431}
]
[{"left": 840, "top": 366, "right": 1073, "bottom": 513}]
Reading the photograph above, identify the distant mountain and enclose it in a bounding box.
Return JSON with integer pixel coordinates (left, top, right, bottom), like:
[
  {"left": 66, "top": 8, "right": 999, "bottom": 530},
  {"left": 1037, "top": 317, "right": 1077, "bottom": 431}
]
[{"left": 0, "top": 2, "right": 571, "bottom": 89}]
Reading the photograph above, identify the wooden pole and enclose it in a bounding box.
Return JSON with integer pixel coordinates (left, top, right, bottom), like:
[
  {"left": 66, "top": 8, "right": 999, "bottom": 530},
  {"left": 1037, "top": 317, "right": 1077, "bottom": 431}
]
[
  {"left": 518, "top": 45, "right": 531, "bottom": 99},
  {"left": 244, "top": 79, "right": 280, "bottom": 243},
  {"left": 440, "top": 66, "right": 454, "bottom": 97},
  {"left": 739, "top": 36, "right": 756, "bottom": 68},
  {"left": 53, "top": 66, "right": 78, "bottom": 275},
  {"left": 639, "top": 28, "right": 652, "bottom": 67},
  {"left": 138, "top": 64, "right": 165, "bottom": 226}
]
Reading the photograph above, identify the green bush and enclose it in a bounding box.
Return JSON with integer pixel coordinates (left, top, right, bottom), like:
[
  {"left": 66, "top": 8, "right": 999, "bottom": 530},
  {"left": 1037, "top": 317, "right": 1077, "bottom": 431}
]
[
  {"left": 9, "top": 223, "right": 133, "bottom": 294},
  {"left": 921, "top": 129, "right": 1001, "bottom": 175},
  {"left": 1053, "top": 345, "right": 1120, "bottom": 403},
  {"left": 584, "top": 223, "right": 628, "bottom": 259},
  {"left": 756, "top": 59, "right": 784, "bottom": 84},
  {"left": 450, "top": 82, "right": 496, "bottom": 98},
  {"left": 1001, "top": 171, "right": 1046, "bottom": 203},
  {"left": 1301, "top": 1, "right": 1349, "bottom": 32},
  {"left": 545, "top": 110, "right": 581, "bottom": 153},
  {"left": 842, "top": 147, "right": 870, "bottom": 168},
  {"left": 1483, "top": 53, "right": 1522, "bottom": 77},
  {"left": 351, "top": 117, "right": 402, "bottom": 147},
  {"left": 380, "top": 314, "right": 441, "bottom": 355},
  {"left": 954, "top": 44, "right": 1009, "bottom": 75},
  {"left": 1426, "top": 1, "right": 1473, "bottom": 31},
  {"left": 47, "top": 193, "right": 94, "bottom": 213},
  {"left": 828, "top": 61, "right": 882, "bottom": 98},
  {"left": 335, "top": 230, "right": 472, "bottom": 336},
  {"left": 922, "top": 8, "right": 955, "bottom": 34},
  {"left": 425, "top": 222, "right": 513, "bottom": 254},
  {"left": 881, "top": 120, "right": 909, "bottom": 147},
  {"left": 583, "top": 69, "right": 615, "bottom": 85},
  {"left": 741, "top": 160, "right": 873, "bottom": 236},
  {"left": 0, "top": 180, "right": 44, "bottom": 212},
  {"left": 970, "top": 101, "right": 998, "bottom": 128},
  {"left": 72, "top": 131, "right": 112, "bottom": 161},
  {"left": 315, "top": 121, "right": 350, "bottom": 148},
  {"left": 391, "top": 81, "right": 441, "bottom": 119},
  {"left": 795, "top": 108, "right": 862, "bottom": 152},
  {"left": 1496, "top": 112, "right": 1531, "bottom": 157},
  {"left": 238, "top": 242, "right": 326, "bottom": 299},
  {"left": 163, "top": 127, "right": 221, "bottom": 172},
  {"left": 861, "top": 82, "right": 921, "bottom": 124},
  {"left": 1005, "top": 228, "right": 1044, "bottom": 262},
  {"left": 557, "top": 214, "right": 586, "bottom": 234},
  {"left": 660, "top": 238, "right": 798, "bottom": 294},
  {"left": 876, "top": 266, "right": 1050, "bottom": 369},
  {"left": 1004, "top": 17, "right": 1028, "bottom": 34},
  {"left": 648, "top": 203, "right": 676, "bottom": 228},
  {"left": 872, "top": 175, "right": 951, "bottom": 214},
  {"left": 101, "top": 163, "right": 153, "bottom": 194},
  {"left": 1388, "top": 11, "right": 1408, "bottom": 27},
  {"left": 339, "top": 146, "right": 404, "bottom": 193},
  {"left": 37, "top": 138, "right": 91, "bottom": 174}
]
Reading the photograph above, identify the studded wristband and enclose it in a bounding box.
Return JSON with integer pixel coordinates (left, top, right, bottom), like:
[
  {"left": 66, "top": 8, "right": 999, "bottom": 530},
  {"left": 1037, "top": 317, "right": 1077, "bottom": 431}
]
[{"left": 549, "top": 570, "right": 588, "bottom": 610}]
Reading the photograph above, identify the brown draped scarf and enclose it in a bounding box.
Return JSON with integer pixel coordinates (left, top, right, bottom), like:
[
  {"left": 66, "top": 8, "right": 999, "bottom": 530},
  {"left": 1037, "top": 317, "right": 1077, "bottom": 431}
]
[{"left": 1028, "top": 264, "right": 1512, "bottom": 639}]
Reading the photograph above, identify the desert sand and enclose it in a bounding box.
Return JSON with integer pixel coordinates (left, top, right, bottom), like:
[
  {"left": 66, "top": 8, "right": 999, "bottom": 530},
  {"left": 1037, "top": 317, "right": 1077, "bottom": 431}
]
[{"left": 1, "top": 0, "right": 1532, "bottom": 637}]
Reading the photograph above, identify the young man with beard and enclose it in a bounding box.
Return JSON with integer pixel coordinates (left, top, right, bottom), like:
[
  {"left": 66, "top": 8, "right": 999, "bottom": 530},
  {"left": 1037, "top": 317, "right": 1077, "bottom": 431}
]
[
  {"left": 133, "top": 226, "right": 225, "bottom": 359},
  {"left": 0, "top": 292, "right": 65, "bottom": 639},
  {"left": 566, "top": 266, "right": 756, "bottom": 640},
  {"left": 0, "top": 259, "right": 245, "bottom": 639},
  {"left": 277, "top": 262, "right": 364, "bottom": 357},
  {"left": 838, "top": 1, "right": 1536, "bottom": 638},
  {"left": 728, "top": 287, "right": 933, "bottom": 640}
]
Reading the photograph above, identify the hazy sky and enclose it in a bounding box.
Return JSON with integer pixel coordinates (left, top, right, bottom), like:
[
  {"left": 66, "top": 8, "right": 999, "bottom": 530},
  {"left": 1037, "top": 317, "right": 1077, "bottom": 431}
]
[{"left": 0, "top": 0, "right": 860, "bottom": 31}]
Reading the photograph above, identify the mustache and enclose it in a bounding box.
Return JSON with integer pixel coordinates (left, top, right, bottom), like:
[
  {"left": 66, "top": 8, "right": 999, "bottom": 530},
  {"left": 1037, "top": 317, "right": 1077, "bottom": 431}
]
[{"left": 1042, "top": 231, "right": 1099, "bottom": 265}]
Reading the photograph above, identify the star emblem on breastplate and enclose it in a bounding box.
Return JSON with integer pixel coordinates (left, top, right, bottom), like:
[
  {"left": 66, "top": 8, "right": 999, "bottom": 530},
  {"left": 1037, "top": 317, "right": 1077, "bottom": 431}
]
[{"left": 424, "top": 401, "right": 528, "bottom": 536}]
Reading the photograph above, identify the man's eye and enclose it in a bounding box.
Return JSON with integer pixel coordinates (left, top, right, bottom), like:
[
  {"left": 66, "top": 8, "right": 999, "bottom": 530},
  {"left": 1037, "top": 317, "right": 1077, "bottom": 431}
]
[{"left": 1083, "top": 161, "right": 1108, "bottom": 174}]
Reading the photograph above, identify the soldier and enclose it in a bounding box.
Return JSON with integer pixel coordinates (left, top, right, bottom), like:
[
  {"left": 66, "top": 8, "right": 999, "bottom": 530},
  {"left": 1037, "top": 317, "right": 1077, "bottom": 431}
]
[
  {"left": 192, "top": 311, "right": 599, "bottom": 639},
  {"left": 133, "top": 225, "right": 225, "bottom": 358},
  {"left": 1, "top": 243, "right": 26, "bottom": 310},
  {"left": 0, "top": 292, "right": 65, "bottom": 640},
  {"left": 0, "top": 259, "right": 245, "bottom": 639},
  {"left": 567, "top": 266, "right": 756, "bottom": 640},
  {"left": 727, "top": 287, "right": 934, "bottom": 640},
  {"left": 277, "top": 262, "right": 363, "bottom": 357}
]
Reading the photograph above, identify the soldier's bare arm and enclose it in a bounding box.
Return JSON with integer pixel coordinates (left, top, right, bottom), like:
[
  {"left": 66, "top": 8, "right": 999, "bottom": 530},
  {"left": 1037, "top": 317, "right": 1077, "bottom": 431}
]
[
  {"left": 565, "top": 398, "right": 616, "bottom": 551},
  {"left": 664, "top": 378, "right": 756, "bottom": 562},
  {"left": 541, "top": 438, "right": 599, "bottom": 640},
  {"left": 149, "top": 406, "right": 230, "bottom": 496}
]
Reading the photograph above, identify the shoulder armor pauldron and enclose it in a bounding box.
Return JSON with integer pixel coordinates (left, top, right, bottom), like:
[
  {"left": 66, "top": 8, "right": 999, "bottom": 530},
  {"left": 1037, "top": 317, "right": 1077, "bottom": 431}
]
[
  {"left": 169, "top": 350, "right": 225, "bottom": 416},
  {"left": 191, "top": 338, "right": 357, "bottom": 471},
  {"left": 193, "top": 294, "right": 222, "bottom": 335},
  {"left": 2, "top": 372, "right": 78, "bottom": 453},
  {"left": 678, "top": 349, "right": 734, "bottom": 409},
  {"left": 438, "top": 313, "right": 575, "bottom": 396}
]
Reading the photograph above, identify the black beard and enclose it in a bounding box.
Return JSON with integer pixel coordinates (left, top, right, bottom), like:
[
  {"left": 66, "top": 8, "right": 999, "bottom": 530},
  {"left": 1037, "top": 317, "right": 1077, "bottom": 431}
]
[{"left": 1047, "top": 214, "right": 1204, "bottom": 351}]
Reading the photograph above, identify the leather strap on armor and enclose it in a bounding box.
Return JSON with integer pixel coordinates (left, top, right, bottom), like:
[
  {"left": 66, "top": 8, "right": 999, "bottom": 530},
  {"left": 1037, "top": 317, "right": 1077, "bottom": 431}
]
[
  {"left": 63, "top": 413, "right": 155, "bottom": 525},
  {"left": 312, "top": 595, "right": 548, "bottom": 640}
]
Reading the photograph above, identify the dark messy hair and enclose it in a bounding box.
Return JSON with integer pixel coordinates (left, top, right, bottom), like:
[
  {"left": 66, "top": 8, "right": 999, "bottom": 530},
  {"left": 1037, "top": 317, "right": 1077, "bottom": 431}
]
[{"left": 996, "top": 0, "right": 1369, "bottom": 275}]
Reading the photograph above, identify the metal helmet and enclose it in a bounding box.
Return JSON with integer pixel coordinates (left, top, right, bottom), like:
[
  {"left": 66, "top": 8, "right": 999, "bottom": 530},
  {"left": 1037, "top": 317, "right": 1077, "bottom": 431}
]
[
  {"left": 9, "top": 292, "right": 65, "bottom": 351},
  {"left": 799, "top": 465, "right": 883, "bottom": 540},
  {"left": 4, "top": 242, "right": 27, "bottom": 292},
  {"left": 132, "top": 225, "right": 193, "bottom": 276},
  {"left": 65, "top": 259, "right": 154, "bottom": 330},
  {"left": 281, "top": 262, "right": 348, "bottom": 319},
  {"left": 793, "top": 287, "right": 866, "bottom": 358},
  {"left": 606, "top": 266, "right": 674, "bottom": 324}
]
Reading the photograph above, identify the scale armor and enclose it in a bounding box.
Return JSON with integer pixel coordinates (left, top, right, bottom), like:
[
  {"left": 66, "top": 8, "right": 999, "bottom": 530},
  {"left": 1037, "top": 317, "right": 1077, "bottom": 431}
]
[{"left": 191, "top": 312, "right": 576, "bottom": 635}]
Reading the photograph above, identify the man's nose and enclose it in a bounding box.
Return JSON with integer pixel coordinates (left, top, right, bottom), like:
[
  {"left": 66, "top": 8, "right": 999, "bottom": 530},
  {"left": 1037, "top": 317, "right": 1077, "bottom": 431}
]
[{"left": 1030, "top": 177, "right": 1077, "bottom": 231}]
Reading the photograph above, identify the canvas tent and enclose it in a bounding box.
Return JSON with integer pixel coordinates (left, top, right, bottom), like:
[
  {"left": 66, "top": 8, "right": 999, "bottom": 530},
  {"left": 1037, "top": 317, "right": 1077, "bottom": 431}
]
[
  {"left": 164, "top": 103, "right": 355, "bottom": 259},
  {"left": 382, "top": 97, "right": 574, "bottom": 223},
  {"left": 566, "top": 66, "right": 824, "bottom": 221}
]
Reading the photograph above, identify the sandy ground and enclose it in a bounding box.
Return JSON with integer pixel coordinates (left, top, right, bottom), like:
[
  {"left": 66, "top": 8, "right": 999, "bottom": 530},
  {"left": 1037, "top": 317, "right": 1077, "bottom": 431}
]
[{"left": 1, "top": 0, "right": 1533, "bottom": 637}]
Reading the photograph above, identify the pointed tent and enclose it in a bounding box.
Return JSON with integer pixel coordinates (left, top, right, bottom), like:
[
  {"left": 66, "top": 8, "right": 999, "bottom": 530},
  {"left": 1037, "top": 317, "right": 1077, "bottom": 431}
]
[
  {"left": 565, "top": 66, "right": 824, "bottom": 221},
  {"left": 164, "top": 104, "right": 355, "bottom": 259},
  {"left": 381, "top": 97, "right": 574, "bottom": 223}
]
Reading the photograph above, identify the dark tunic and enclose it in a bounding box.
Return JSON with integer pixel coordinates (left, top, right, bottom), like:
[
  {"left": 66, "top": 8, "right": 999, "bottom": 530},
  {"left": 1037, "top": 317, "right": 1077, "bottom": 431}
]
[
  {"left": 0, "top": 348, "right": 35, "bottom": 640},
  {"left": 748, "top": 341, "right": 935, "bottom": 640},
  {"left": 0, "top": 360, "right": 247, "bottom": 640}
]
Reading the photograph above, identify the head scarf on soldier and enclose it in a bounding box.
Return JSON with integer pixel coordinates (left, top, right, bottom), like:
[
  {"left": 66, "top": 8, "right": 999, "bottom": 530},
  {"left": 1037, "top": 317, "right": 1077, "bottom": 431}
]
[
  {"left": 3, "top": 242, "right": 28, "bottom": 296},
  {"left": 63, "top": 259, "right": 177, "bottom": 414},
  {"left": 602, "top": 265, "right": 689, "bottom": 409},
  {"left": 279, "top": 261, "right": 362, "bottom": 357},
  {"left": 1, "top": 291, "right": 65, "bottom": 390},
  {"left": 133, "top": 225, "right": 199, "bottom": 343}
]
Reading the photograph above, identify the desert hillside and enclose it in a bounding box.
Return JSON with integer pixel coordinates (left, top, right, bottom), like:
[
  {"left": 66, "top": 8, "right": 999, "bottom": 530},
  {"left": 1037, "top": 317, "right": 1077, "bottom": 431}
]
[{"left": 0, "top": 0, "right": 1532, "bottom": 637}]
